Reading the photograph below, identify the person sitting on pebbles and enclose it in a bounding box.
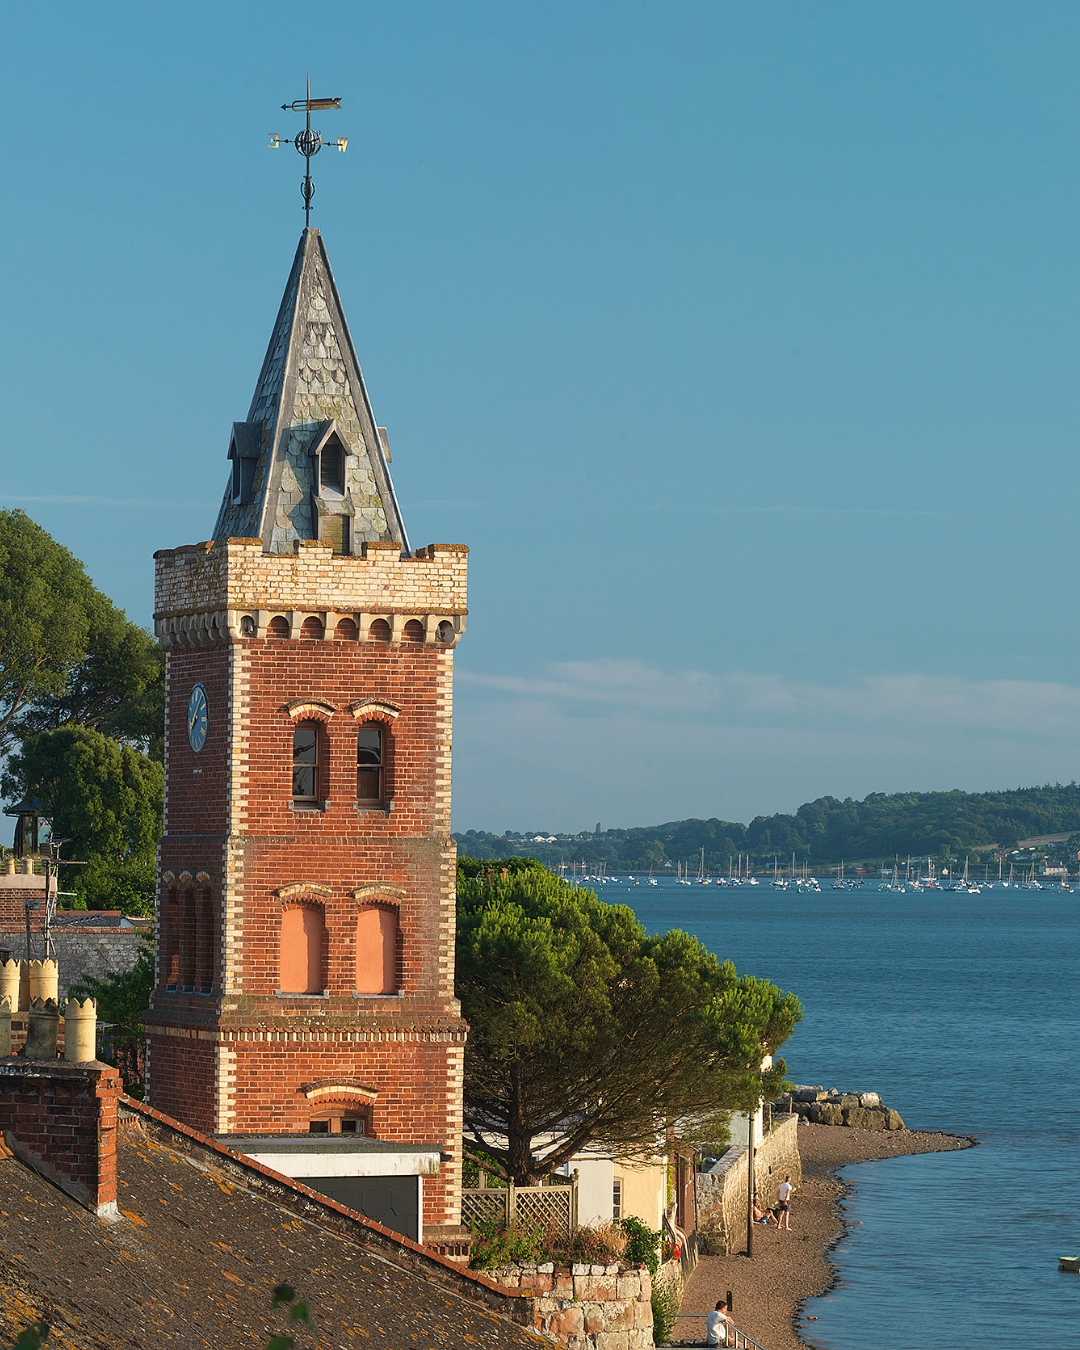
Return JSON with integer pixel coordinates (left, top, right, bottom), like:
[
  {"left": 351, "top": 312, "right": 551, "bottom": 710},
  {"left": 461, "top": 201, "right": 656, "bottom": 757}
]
[{"left": 752, "top": 1198, "right": 778, "bottom": 1226}]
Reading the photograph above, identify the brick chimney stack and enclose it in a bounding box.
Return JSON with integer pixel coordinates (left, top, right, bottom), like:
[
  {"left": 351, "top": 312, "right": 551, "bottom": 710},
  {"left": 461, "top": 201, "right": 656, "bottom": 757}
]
[{"left": 0, "top": 1059, "right": 122, "bottom": 1219}]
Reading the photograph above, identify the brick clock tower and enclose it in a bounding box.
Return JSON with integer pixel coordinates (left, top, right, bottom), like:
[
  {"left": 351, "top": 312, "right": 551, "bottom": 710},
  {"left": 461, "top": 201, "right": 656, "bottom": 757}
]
[{"left": 144, "top": 229, "right": 468, "bottom": 1246}]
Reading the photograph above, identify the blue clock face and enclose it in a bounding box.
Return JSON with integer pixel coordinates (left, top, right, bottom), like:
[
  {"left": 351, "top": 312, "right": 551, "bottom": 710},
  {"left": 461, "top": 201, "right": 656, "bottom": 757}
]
[{"left": 187, "top": 684, "right": 208, "bottom": 753}]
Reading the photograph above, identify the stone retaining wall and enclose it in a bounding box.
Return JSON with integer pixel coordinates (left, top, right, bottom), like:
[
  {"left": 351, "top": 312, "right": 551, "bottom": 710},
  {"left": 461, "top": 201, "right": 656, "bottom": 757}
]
[
  {"left": 0, "top": 932, "right": 142, "bottom": 1003},
  {"left": 490, "top": 1260, "right": 653, "bottom": 1349},
  {"left": 695, "top": 1113, "right": 801, "bottom": 1256}
]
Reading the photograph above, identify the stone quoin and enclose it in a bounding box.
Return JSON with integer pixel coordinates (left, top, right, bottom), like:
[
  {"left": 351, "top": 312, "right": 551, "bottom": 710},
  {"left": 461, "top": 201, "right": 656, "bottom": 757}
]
[{"left": 144, "top": 227, "right": 469, "bottom": 1242}]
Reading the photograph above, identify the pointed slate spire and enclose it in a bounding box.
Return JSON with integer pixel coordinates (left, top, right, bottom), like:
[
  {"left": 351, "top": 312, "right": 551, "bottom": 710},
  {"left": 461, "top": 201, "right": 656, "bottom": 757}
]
[{"left": 213, "top": 229, "right": 408, "bottom": 554}]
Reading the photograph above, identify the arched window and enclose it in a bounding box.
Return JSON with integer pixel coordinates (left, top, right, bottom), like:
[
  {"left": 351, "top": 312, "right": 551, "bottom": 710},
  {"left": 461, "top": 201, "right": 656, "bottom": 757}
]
[
  {"left": 369, "top": 618, "right": 391, "bottom": 642},
  {"left": 279, "top": 904, "right": 326, "bottom": 994},
  {"left": 436, "top": 620, "right": 455, "bottom": 644},
  {"left": 403, "top": 619, "right": 424, "bottom": 643},
  {"left": 335, "top": 616, "right": 358, "bottom": 641},
  {"left": 292, "top": 721, "right": 320, "bottom": 802},
  {"left": 309, "top": 1107, "right": 371, "bottom": 1135},
  {"left": 355, "top": 905, "right": 398, "bottom": 994},
  {"left": 300, "top": 616, "right": 324, "bottom": 640},
  {"left": 356, "top": 723, "right": 384, "bottom": 804},
  {"left": 267, "top": 616, "right": 291, "bottom": 638}
]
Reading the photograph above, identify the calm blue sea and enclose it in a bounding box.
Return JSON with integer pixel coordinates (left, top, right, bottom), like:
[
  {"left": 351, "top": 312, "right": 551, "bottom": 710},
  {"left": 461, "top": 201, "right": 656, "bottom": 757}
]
[{"left": 621, "top": 877, "right": 1080, "bottom": 1349}]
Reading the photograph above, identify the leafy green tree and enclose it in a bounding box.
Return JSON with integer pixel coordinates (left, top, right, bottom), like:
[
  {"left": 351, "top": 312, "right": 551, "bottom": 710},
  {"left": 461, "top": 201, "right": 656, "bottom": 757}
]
[
  {"left": 456, "top": 862, "right": 801, "bottom": 1184},
  {"left": 0, "top": 510, "right": 164, "bottom": 759},
  {"left": 0, "top": 510, "right": 95, "bottom": 753},
  {"left": 17, "top": 608, "right": 165, "bottom": 760},
  {"left": 2, "top": 726, "right": 162, "bottom": 914}
]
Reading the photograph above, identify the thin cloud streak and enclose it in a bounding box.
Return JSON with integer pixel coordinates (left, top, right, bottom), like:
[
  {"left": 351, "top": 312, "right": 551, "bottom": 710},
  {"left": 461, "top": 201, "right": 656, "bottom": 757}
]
[
  {"left": 4, "top": 494, "right": 215, "bottom": 509},
  {"left": 460, "top": 660, "right": 1080, "bottom": 738},
  {"left": 452, "top": 660, "right": 1080, "bottom": 830},
  {"left": 651, "top": 502, "right": 957, "bottom": 522}
]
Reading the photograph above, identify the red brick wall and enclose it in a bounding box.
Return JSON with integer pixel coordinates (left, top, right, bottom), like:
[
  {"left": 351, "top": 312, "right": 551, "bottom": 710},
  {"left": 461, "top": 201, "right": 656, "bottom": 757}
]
[
  {"left": 145, "top": 1033, "right": 219, "bottom": 1135},
  {"left": 0, "top": 1061, "right": 122, "bottom": 1216},
  {"left": 0, "top": 884, "right": 52, "bottom": 929},
  {"left": 164, "top": 646, "right": 232, "bottom": 838},
  {"left": 149, "top": 615, "right": 465, "bottom": 1227}
]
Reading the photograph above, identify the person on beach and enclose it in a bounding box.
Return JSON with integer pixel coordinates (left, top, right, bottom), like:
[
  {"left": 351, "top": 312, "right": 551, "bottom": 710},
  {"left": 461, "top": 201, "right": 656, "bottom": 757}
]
[
  {"left": 706, "top": 1299, "right": 733, "bottom": 1346},
  {"left": 776, "top": 1174, "right": 793, "bottom": 1229},
  {"left": 752, "top": 1198, "right": 778, "bottom": 1226}
]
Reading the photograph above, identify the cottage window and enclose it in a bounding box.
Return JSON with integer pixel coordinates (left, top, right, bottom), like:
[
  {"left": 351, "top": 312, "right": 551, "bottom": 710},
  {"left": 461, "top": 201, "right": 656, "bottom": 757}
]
[
  {"left": 612, "top": 1178, "right": 622, "bottom": 1220},
  {"left": 292, "top": 723, "right": 319, "bottom": 802},
  {"left": 356, "top": 723, "right": 383, "bottom": 804}
]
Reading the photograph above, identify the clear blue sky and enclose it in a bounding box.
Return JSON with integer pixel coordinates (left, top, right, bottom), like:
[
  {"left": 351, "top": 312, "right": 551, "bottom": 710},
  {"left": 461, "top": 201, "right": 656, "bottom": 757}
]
[{"left": 4, "top": 2, "right": 1080, "bottom": 831}]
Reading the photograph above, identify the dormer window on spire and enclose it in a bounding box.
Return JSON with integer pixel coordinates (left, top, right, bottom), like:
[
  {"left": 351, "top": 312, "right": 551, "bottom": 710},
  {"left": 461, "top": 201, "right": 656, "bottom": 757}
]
[
  {"left": 228, "top": 422, "right": 262, "bottom": 506},
  {"left": 319, "top": 436, "right": 346, "bottom": 496}
]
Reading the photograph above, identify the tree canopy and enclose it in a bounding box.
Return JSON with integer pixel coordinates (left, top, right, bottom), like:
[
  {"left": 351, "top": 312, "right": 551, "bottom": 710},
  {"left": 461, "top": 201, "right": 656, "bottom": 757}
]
[
  {"left": 2, "top": 726, "right": 163, "bottom": 915},
  {"left": 455, "top": 781, "right": 1080, "bottom": 870},
  {"left": 456, "top": 861, "right": 801, "bottom": 1184},
  {"left": 0, "top": 510, "right": 164, "bottom": 758}
]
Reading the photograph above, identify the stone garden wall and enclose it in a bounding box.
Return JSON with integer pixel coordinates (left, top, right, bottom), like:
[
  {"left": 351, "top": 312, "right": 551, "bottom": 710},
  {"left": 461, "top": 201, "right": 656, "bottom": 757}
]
[
  {"left": 695, "top": 1113, "right": 801, "bottom": 1256},
  {"left": 490, "top": 1260, "right": 653, "bottom": 1349},
  {"left": 0, "top": 931, "right": 142, "bottom": 1002}
]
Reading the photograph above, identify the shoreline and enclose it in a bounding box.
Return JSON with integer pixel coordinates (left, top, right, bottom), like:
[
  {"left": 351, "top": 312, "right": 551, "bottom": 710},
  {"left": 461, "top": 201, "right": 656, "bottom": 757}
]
[{"left": 675, "top": 1123, "right": 976, "bottom": 1350}]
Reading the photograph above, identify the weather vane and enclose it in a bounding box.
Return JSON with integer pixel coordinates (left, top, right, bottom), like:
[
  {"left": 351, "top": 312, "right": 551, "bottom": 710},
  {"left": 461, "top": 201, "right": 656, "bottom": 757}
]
[{"left": 269, "top": 77, "right": 348, "bottom": 226}]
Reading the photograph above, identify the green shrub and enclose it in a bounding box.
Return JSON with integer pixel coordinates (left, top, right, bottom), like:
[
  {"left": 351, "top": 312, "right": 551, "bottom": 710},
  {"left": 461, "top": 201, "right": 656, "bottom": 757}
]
[
  {"left": 651, "top": 1276, "right": 681, "bottom": 1345},
  {"left": 469, "top": 1218, "right": 634, "bottom": 1271},
  {"left": 617, "top": 1215, "right": 661, "bottom": 1274},
  {"left": 468, "top": 1218, "right": 546, "bottom": 1269}
]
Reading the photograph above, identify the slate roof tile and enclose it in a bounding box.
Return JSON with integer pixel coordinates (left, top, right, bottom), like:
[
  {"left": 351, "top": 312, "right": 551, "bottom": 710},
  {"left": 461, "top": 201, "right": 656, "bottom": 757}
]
[{"left": 0, "top": 1123, "right": 542, "bottom": 1349}]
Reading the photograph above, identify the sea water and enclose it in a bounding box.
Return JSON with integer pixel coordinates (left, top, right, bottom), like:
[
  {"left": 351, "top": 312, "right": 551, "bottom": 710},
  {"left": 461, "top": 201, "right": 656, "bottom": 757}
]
[{"left": 623, "top": 878, "right": 1080, "bottom": 1349}]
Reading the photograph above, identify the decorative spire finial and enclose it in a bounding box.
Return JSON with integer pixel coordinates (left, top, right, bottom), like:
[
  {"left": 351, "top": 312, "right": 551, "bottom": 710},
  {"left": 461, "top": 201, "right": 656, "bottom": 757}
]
[{"left": 269, "top": 76, "right": 348, "bottom": 226}]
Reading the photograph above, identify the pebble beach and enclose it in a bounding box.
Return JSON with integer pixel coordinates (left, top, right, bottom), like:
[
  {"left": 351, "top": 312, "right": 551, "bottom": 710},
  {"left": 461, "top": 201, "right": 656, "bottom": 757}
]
[{"left": 674, "top": 1124, "right": 975, "bottom": 1349}]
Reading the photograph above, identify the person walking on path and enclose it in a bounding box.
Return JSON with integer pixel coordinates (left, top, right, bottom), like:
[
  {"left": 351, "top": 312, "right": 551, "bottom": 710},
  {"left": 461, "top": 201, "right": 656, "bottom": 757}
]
[
  {"left": 706, "top": 1299, "right": 733, "bottom": 1346},
  {"left": 776, "top": 1174, "right": 794, "bottom": 1230}
]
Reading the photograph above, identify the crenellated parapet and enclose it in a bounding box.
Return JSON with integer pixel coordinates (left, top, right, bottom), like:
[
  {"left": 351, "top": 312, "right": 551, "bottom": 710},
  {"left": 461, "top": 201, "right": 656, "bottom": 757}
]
[{"left": 153, "top": 536, "right": 468, "bottom": 649}]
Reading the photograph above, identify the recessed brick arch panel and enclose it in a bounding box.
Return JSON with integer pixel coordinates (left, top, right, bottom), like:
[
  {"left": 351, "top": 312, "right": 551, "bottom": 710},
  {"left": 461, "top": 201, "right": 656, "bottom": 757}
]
[{"left": 279, "top": 897, "right": 328, "bottom": 995}]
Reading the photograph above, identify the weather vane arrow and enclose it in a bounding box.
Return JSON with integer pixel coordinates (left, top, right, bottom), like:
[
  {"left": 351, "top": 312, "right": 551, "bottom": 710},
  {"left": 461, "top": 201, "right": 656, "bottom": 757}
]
[{"left": 269, "top": 77, "right": 348, "bottom": 226}]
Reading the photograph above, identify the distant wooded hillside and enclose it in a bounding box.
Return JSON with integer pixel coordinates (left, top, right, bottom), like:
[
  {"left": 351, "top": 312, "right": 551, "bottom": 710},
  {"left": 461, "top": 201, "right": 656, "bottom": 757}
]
[{"left": 453, "top": 783, "right": 1080, "bottom": 871}]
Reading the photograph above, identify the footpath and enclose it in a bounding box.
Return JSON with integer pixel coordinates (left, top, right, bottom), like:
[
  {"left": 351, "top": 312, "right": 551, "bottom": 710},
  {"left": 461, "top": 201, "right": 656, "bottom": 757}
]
[{"left": 673, "top": 1124, "right": 973, "bottom": 1350}]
